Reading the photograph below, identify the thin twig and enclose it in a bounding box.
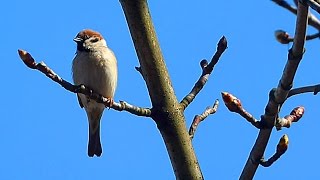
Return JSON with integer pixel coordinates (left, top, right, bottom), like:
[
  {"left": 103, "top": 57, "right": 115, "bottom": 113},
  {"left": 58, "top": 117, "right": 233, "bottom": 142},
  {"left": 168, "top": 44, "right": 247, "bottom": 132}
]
[
  {"left": 260, "top": 135, "right": 289, "bottom": 167},
  {"left": 288, "top": 84, "right": 320, "bottom": 97},
  {"left": 304, "top": 0, "right": 320, "bottom": 13},
  {"left": 272, "top": 0, "right": 320, "bottom": 30},
  {"left": 272, "top": 0, "right": 298, "bottom": 13},
  {"left": 221, "top": 92, "right": 261, "bottom": 129},
  {"left": 18, "top": 49, "right": 152, "bottom": 117},
  {"left": 306, "top": 32, "right": 320, "bottom": 40},
  {"left": 189, "top": 100, "right": 219, "bottom": 139},
  {"left": 180, "top": 37, "right": 227, "bottom": 110}
]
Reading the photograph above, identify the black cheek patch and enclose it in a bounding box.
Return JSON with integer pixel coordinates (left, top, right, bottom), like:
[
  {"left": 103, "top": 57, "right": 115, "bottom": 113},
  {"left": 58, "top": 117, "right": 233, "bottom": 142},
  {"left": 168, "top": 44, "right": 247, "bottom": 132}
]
[{"left": 90, "top": 37, "right": 100, "bottom": 43}]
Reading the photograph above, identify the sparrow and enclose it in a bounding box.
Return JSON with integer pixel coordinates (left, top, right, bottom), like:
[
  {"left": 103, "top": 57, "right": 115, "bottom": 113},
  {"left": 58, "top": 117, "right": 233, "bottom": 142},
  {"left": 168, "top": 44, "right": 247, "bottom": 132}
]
[{"left": 72, "top": 29, "right": 118, "bottom": 157}]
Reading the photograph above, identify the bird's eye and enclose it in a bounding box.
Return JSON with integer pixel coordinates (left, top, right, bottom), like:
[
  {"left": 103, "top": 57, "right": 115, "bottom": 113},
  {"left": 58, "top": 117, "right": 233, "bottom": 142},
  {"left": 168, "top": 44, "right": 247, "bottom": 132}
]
[{"left": 90, "top": 37, "right": 99, "bottom": 43}]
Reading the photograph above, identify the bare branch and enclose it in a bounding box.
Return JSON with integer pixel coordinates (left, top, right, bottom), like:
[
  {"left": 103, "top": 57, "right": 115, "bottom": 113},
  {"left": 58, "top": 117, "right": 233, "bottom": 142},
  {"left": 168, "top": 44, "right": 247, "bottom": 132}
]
[
  {"left": 240, "top": 2, "right": 308, "bottom": 179},
  {"left": 18, "top": 49, "right": 152, "bottom": 117},
  {"left": 272, "top": 0, "right": 298, "bottom": 13},
  {"left": 304, "top": 0, "right": 320, "bottom": 13},
  {"left": 221, "top": 92, "right": 305, "bottom": 131},
  {"left": 189, "top": 100, "right": 219, "bottom": 139},
  {"left": 260, "top": 135, "right": 289, "bottom": 167},
  {"left": 272, "top": 0, "right": 320, "bottom": 30},
  {"left": 221, "top": 92, "right": 261, "bottom": 129},
  {"left": 180, "top": 37, "right": 227, "bottom": 110},
  {"left": 276, "top": 106, "right": 305, "bottom": 130},
  {"left": 306, "top": 32, "right": 320, "bottom": 40},
  {"left": 288, "top": 84, "right": 320, "bottom": 97}
]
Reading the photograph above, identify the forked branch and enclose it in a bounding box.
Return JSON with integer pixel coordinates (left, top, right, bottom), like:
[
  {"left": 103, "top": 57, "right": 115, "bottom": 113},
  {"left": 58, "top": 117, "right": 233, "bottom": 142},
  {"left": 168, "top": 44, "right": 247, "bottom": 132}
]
[
  {"left": 260, "top": 135, "right": 289, "bottom": 167},
  {"left": 272, "top": 0, "right": 320, "bottom": 30},
  {"left": 180, "top": 37, "right": 227, "bottom": 110},
  {"left": 221, "top": 92, "right": 304, "bottom": 131},
  {"left": 240, "top": 1, "right": 308, "bottom": 179},
  {"left": 303, "top": 0, "right": 320, "bottom": 13},
  {"left": 189, "top": 99, "right": 219, "bottom": 139}
]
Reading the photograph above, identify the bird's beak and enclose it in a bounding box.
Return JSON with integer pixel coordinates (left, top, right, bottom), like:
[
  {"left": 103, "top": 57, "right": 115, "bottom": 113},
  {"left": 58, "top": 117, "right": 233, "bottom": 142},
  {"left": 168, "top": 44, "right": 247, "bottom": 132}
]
[{"left": 73, "top": 37, "right": 83, "bottom": 43}]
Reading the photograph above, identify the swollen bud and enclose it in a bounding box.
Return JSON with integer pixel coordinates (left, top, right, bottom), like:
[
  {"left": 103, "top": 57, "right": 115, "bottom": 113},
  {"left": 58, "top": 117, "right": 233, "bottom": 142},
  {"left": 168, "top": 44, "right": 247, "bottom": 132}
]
[
  {"left": 221, "top": 92, "right": 242, "bottom": 112},
  {"left": 277, "top": 134, "right": 289, "bottom": 154},
  {"left": 275, "top": 30, "right": 290, "bottom": 44},
  {"left": 290, "top": 106, "right": 304, "bottom": 122}
]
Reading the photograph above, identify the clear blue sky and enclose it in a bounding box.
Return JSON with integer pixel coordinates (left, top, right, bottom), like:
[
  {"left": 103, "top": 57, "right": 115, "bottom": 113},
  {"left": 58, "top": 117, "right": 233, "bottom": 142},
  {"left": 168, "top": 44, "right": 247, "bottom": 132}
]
[{"left": 2, "top": 0, "right": 320, "bottom": 179}]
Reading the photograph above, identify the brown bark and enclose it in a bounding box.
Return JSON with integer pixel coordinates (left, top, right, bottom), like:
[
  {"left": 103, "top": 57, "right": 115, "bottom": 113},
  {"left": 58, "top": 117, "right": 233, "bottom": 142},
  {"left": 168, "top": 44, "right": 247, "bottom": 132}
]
[{"left": 120, "top": 0, "right": 203, "bottom": 179}]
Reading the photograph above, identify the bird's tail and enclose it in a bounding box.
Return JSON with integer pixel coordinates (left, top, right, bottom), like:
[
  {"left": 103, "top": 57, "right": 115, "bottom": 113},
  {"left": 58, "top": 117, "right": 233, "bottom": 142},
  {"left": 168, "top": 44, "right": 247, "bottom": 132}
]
[
  {"left": 87, "top": 108, "right": 103, "bottom": 157},
  {"left": 88, "top": 125, "right": 102, "bottom": 157}
]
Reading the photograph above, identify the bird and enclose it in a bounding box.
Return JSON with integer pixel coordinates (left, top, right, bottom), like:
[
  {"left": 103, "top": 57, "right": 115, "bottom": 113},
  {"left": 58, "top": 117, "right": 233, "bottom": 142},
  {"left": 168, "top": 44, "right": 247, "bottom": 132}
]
[{"left": 72, "top": 29, "right": 118, "bottom": 157}]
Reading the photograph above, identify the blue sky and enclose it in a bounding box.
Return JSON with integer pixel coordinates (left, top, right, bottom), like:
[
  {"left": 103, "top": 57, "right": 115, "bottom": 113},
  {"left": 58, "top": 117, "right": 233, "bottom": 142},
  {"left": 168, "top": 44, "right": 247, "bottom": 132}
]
[{"left": 2, "top": 0, "right": 320, "bottom": 179}]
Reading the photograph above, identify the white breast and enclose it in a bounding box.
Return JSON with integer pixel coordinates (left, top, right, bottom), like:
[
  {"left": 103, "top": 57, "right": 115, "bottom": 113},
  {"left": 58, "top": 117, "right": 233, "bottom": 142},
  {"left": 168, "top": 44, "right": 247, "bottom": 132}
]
[{"left": 72, "top": 47, "right": 118, "bottom": 106}]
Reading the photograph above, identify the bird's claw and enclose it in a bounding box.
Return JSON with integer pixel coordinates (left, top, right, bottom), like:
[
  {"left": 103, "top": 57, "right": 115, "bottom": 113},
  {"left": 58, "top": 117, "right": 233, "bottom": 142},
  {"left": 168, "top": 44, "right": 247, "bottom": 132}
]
[{"left": 107, "top": 97, "right": 114, "bottom": 109}]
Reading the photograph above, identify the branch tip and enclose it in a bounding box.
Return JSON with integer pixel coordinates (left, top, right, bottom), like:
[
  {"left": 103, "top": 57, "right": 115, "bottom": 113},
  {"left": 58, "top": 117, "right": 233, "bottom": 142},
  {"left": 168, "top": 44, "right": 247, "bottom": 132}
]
[
  {"left": 259, "top": 134, "right": 289, "bottom": 167},
  {"left": 290, "top": 106, "right": 304, "bottom": 121},
  {"left": 221, "top": 92, "right": 242, "bottom": 112},
  {"left": 180, "top": 37, "right": 227, "bottom": 110},
  {"left": 189, "top": 99, "right": 219, "bottom": 140},
  {"left": 218, "top": 36, "right": 228, "bottom": 51},
  {"left": 277, "top": 134, "right": 289, "bottom": 154},
  {"left": 18, "top": 49, "right": 37, "bottom": 69}
]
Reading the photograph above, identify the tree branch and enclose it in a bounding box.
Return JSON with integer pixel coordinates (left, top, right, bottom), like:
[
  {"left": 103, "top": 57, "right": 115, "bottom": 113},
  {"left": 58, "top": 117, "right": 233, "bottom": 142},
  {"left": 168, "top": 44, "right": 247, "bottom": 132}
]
[
  {"left": 259, "top": 135, "right": 289, "bottom": 167},
  {"left": 18, "top": 49, "right": 152, "bottom": 117},
  {"left": 180, "top": 37, "right": 227, "bottom": 110},
  {"left": 240, "top": 1, "right": 308, "bottom": 179},
  {"left": 221, "top": 92, "right": 262, "bottom": 129},
  {"left": 288, "top": 84, "right": 320, "bottom": 97},
  {"left": 120, "top": 0, "right": 203, "bottom": 179},
  {"left": 221, "top": 92, "right": 305, "bottom": 131},
  {"left": 272, "top": 0, "right": 320, "bottom": 30},
  {"left": 303, "top": 0, "right": 320, "bottom": 13},
  {"left": 189, "top": 99, "right": 219, "bottom": 140}
]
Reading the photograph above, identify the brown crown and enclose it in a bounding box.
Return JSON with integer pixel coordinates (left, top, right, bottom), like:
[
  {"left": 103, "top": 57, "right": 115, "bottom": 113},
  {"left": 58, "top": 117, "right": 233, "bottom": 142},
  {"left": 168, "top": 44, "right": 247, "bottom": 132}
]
[{"left": 75, "top": 29, "right": 103, "bottom": 40}]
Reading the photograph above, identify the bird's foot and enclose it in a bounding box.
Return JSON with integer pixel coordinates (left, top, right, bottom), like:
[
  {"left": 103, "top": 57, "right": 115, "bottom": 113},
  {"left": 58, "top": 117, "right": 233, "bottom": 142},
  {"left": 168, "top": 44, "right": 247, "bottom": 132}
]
[{"left": 106, "top": 97, "right": 114, "bottom": 109}]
